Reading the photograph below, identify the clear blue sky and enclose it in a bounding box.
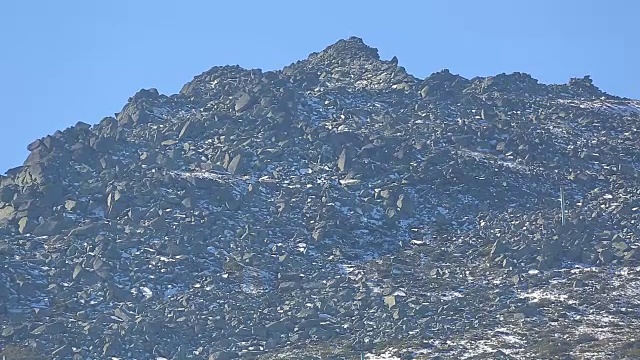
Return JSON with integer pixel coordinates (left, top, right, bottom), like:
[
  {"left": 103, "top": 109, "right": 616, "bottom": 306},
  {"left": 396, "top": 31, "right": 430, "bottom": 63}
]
[{"left": 0, "top": 0, "right": 637, "bottom": 174}]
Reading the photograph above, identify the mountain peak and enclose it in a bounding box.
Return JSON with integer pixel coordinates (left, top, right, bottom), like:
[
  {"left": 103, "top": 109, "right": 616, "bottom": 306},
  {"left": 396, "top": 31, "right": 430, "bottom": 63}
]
[
  {"left": 307, "top": 36, "right": 381, "bottom": 64},
  {"left": 2, "top": 34, "right": 640, "bottom": 360},
  {"left": 281, "top": 36, "right": 415, "bottom": 90}
]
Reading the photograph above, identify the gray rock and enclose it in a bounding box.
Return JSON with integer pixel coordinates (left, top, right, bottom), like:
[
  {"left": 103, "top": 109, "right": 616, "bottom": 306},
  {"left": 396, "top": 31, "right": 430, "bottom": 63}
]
[
  {"left": 171, "top": 345, "right": 187, "bottom": 360},
  {"left": 106, "top": 189, "right": 129, "bottom": 219},
  {"left": 2, "top": 325, "right": 15, "bottom": 337},
  {"left": 337, "top": 148, "right": 348, "bottom": 172},
  {"left": 278, "top": 281, "right": 300, "bottom": 291},
  {"left": 489, "top": 239, "right": 507, "bottom": 261},
  {"left": 72, "top": 263, "right": 86, "bottom": 280},
  {"left": 114, "top": 308, "right": 131, "bottom": 322},
  {"left": 106, "top": 284, "right": 133, "bottom": 302},
  {"left": 103, "top": 337, "right": 123, "bottom": 357},
  {"left": 266, "top": 319, "right": 289, "bottom": 335},
  {"left": 209, "top": 350, "right": 238, "bottom": 360},
  {"left": 162, "top": 139, "right": 178, "bottom": 146},
  {"left": 68, "top": 223, "right": 101, "bottom": 237},
  {"left": 612, "top": 241, "right": 629, "bottom": 252},
  {"left": 278, "top": 272, "right": 303, "bottom": 281},
  {"left": 235, "top": 93, "right": 254, "bottom": 112},
  {"left": 64, "top": 199, "right": 77, "bottom": 211},
  {"left": 27, "top": 139, "right": 43, "bottom": 152},
  {"left": 0, "top": 240, "right": 13, "bottom": 256},
  {"left": 178, "top": 120, "right": 194, "bottom": 140},
  {"left": 52, "top": 344, "right": 73, "bottom": 358},
  {"left": 598, "top": 248, "right": 614, "bottom": 264},
  {"left": 384, "top": 295, "right": 396, "bottom": 309},
  {"left": 0, "top": 186, "right": 16, "bottom": 202},
  {"left": 252, "top": 325, "right": 268, "bottom": 340},
  {"left": 227, "top": 154, "right": 242, "bottom": 175},
  {"left": 1, "top": 37, "right": 639, "bottom": 360},
  {"left": 0, "top": 205, "right": 16, "bottom": 226},
  {"left": 32, "top": 217, "right": 67, "bottom": 236},
  {"left": 17, "top": 216, "right": 37, "bottom": 234},
  {"left": 30, "top": 324, "right": 47, "bottom": 335}
]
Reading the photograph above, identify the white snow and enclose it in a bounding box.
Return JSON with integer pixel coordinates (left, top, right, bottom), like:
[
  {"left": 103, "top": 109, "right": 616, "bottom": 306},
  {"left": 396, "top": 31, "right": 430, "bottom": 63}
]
[
  {"left": 392, "top": 290, "right": 407, "bottom": 297},
  {"left": 140, "top": 287, "right": 153, "bottom": 299},
  {"left": 519, "top": 289, "right": 569, "bottom": 303},
  {"left": 556, "top": 99, "right": 640, "bottom": 116},
  {"left": 441, "top": 291, "right": 464, "bottom": 301},
  {"left": 365, "top": 349, "right": 401, "bottom": 360}
]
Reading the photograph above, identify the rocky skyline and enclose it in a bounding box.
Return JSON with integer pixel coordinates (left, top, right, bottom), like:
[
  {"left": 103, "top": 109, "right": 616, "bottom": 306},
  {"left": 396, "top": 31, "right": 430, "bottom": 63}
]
[{"left": 1, "top": 37, "right": 640, "bottom": 359}]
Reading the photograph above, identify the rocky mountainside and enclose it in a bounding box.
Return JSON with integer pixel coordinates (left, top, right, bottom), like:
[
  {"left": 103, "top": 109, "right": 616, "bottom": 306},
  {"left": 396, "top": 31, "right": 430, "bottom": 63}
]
[{"left": 2, "top": 36, "right": 640, "bottom": 359}]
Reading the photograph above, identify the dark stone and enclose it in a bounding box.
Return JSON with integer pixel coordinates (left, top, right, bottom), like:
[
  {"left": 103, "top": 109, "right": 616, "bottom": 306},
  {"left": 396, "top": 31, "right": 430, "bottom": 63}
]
[
  {"left": 17, "top": 217, "right": 37, "bottom": 234},
  {"left": 227, "top": 154, "right": 242, "bottom": 175},
  {"left": 235, "top": 93, "right": 254, "bottom": 112},
  {"left": 208, "top": 350, "right": 238, "bottom": 360},
  {"left": 32, "top": 216, "right": 69, "bottom": 236}
]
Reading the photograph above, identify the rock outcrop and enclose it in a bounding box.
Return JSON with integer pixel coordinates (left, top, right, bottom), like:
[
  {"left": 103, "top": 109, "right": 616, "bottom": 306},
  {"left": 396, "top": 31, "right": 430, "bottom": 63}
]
[{"left": 2, "top": 36, "right": 640, "bottom": 359}]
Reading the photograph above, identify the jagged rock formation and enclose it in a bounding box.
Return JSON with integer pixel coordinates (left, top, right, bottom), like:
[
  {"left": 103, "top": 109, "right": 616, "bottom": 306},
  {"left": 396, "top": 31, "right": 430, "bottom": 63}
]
[{"left": 2, "top": 36, "right": 640, "bottom": 359}]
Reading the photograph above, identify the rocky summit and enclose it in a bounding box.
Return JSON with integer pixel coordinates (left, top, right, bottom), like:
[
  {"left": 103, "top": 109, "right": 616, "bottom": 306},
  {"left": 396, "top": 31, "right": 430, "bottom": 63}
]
[{"left": 1, "top": 36, "right": 640, "bottom": 359}]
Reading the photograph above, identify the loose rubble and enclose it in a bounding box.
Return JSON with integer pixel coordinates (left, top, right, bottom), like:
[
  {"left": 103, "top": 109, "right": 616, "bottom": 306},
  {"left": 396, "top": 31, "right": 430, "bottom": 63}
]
[{"left": 1, "top": 36, "right": 640, "bottom": 359}]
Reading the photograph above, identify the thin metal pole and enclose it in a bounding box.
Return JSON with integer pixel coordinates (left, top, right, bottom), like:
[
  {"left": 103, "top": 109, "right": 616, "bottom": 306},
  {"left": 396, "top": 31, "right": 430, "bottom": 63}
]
[{"left": 560, "top": 186, "right": 566, "bottom": 225}]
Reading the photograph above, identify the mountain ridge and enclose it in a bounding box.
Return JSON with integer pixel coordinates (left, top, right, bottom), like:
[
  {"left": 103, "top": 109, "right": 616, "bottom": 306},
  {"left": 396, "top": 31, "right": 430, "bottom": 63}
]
[{"left": 1, "top": 36, "right": 640, "bottom": 359}]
